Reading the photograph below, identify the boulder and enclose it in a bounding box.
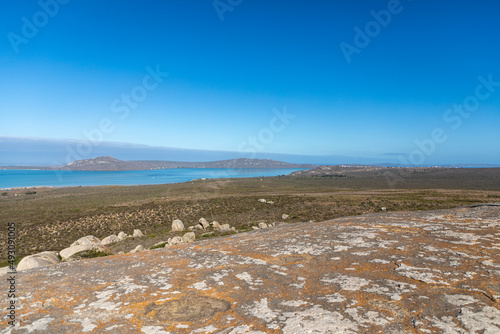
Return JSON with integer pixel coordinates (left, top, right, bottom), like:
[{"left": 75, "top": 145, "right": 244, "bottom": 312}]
[
  {"left": 199, "top": 218, "right": 209, "bottom": 229},
  {"left": 168, "top": 236, "right": 184, "bottom": 246},
  {"left": 133, "top": 229, "right": 144, "bottom": 237},
  {"left": 129, "top": 245, "right": 145, "bottom": 254},
  {"left": 60, "top": 244, "right": 93, "bottom": 261},
  {"left": 117, "top": 232, "right": 128, "bottom": 241},
  {"left": 70, "top": 236, "right": 100, "bottom": 248},
  {"left": 182, "top": 232, "right": 196, "bottom": 244},
  {"left": 101, "top": 234, "right": 119, "bottom": 246},
  {"left": 282, "top": 214, "right": 289, "bottom": 220},
  {"left": 220, "top": 224, "right": 231, "bottom": 231},
  {"left": 17, "top": 251, "right": 60, "bottom": 271},
  {"left": 172, "top": 219, "right": 185, "bottom": 232},
  {"left": 211, "top": 221, "right": 221, "bottom": 230}
]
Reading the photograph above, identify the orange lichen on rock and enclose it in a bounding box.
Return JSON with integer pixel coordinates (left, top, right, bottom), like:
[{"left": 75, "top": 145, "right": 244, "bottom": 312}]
[{"left": 1, "top": 204, "right": 500, "bottom": 333}]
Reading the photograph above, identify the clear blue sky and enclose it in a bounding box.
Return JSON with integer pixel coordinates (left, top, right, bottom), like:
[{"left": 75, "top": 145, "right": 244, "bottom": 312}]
[{"left": 1, "top": 0, "right": 499, "bottom": 165}]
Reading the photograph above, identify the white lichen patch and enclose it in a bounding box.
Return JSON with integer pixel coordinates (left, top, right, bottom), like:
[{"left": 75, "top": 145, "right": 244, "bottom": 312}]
[
  {"left": 281, "top": 305, "right": 358, "bottom": 334},
  {"left": 395, "top": 263, "right": 449, "bottom": 285},
  {"left": 369, "top": 259, "right": 391, "bottom": 264},
  {"left": 281, "top": 300, "right": 309, "bottom": 307},
  {"left": 363, "top": 279, "right": 416, "bottom": 301},
  {"left": 209, "top": 269, "right": 232, "bottom": 285},
  {"left": 190, "top": 280, "right": 210, "bottom": 290},
  {"left": 457, "top": 306, "right": 500, "bottom": 333},
  {"left": 227, "top": 325, "right": 266, "bottom": 334},
  {"left": 322, "top": 274, "right": 371, "bottom": 291},
  {"left": 248, "top": 298, "right": 277, "bottom": 322},
  {"left": 321, "top": 293, "right": 346, "bottom": 303},
  {"left": 345, "top": 307, "right": 390, "bottom": 326},
  {"left": 18, "top": 316, "right": 55, "bottom": 333},
  {"left": 333, "top": 245, "right": 350, "bottom": 252},
  {"left": 70, "top": 318, "right": 97, "bottom": 332},
  {"left": 141, "top": 326, "right": 170, "bottom": 334},
  {"left": 272, "top": 242, "right": 332, "bottom": 256},
  {"left": 445, "top": 294, "right": 479, "bottom": 306},
  {"left": 192, "top": 324, "right": 218, "bottom": 333}
]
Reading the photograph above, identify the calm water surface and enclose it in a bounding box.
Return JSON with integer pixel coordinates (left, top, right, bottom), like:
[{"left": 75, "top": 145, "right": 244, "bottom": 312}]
[{"left": 0, "top": 168, "right": 305, "bottom": 189}]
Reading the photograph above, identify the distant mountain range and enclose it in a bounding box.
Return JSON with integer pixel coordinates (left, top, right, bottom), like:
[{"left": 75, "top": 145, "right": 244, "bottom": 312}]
[{"left": 1, "top": 156, "right": 316, "bottom": 171}]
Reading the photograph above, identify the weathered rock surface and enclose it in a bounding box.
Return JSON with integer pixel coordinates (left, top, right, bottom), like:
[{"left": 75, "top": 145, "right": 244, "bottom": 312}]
[
  {"left": 100, "top": 234, "right": 119, "bottom": 246},
  {"left": 70, "top": 235, "right": 100, "bottom": 248},
  {"left": 129, "top": 245, "right": 145, "bottom": 254},
  {"left": 171, "top": 219, "right": 184, "bottom": 232},
  {"left": 182, "top": 232, "right": 196, "bottom": 244},
  {"left": 116, "top": 231, "right": 128, "bottom": 241},
  {"left": 2, "top": 204, "right": 500, "bottom": 333},
  {"left": 59, "top": 245, "right": 93, "bottom": 261},
  {"left": 16, "top": 251, "right": 60, "bottom": 271},
  {"left": 199, "top": 218, "right": 210, "bottom": 229},
  {"left": 132, "top": 229, "right": 144, "bottom": 238}
]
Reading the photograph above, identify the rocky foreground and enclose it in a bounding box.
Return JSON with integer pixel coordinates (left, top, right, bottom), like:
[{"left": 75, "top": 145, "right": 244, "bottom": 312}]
[{"left": 2, "top": 205, "right": 500, "bottom": 333}]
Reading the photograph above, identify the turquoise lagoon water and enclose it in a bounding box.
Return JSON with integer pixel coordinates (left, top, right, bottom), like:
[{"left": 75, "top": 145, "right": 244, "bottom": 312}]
[{"left": 0, "top": 168, "right": 305, "bottom": 189}]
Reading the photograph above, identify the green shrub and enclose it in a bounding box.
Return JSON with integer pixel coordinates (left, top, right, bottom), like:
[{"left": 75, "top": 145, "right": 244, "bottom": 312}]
[{"left": 149, "top": 242, "right": 167, "bottom": 250}]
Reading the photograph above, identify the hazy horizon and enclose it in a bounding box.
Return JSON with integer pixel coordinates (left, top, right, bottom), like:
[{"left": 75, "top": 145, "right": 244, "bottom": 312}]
[{"left": 2, "top": 1, "right": 499, "bottom": 166}]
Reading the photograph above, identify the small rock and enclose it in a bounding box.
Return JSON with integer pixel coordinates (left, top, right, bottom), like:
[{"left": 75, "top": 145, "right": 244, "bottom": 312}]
[
  {"left": 258, "top": 199, "right": 267, "bottom": 203},
  {"left": 267, "top": 201, "right": 275, "bottom": 204},
  {"left": 70, "top": 236, "right": 101, "bottom": 248},
  {"left": 101, "top": 234, "right": 119, "bottom": 246},
  {"left": 169, "top": 236, "right": 184, "bottom": 246},
  {"left": 129, "top": 245, "right": 145, "bottom": 254},
  {"left": 282, "top": 214, "right": 290, "bottom": 220},
  {"left": 182, "top": 232, "right": 196, "bottom": 244},
  {"left": 17, "top": 251, "right": 60, "bottom": 271},
  {"left": 211, "top": 221, "right": 221, "bottom": 230},
  {"left": 117, "top": 231, "right": 128, "bottom": 241},
  {"left": 220, "top": 224, "right": 231, "bottom": 231},
  {"left": 188, "top": 226, "right": 195, "bottom": 231},
  {"left": 381, "top": 207, "right": 387, "bottom": 211},
  {"left": 60, "top": 244, "right": 94, "bottom": 261},
  {"left": 133, "top": 229, "right": 144, "bottom": 237},
  {"left": 258, "top": 222, "right": 268, "bottom": 229},
  {"left": 172, "top": 219, "right": 185, "bottom": 232},
  {"left": 117, "top": 251, "right": 124, "bottom": 255},
  {"left": 252, "top": 226, "right": 260, "bottom": 230},
  {"left": 199, "top": 218, "right": 210, "bottom": 229}
]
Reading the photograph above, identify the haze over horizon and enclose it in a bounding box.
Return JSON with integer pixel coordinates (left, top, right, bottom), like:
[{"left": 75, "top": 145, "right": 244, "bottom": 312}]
[{"left": 1, "top": 1, "right": 499, "bottom": 166}]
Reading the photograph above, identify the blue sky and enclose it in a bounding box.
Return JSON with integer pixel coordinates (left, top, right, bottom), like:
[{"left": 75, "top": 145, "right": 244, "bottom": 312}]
[{"left": 1, "top": 0, "right": 499, "bottom": 165}]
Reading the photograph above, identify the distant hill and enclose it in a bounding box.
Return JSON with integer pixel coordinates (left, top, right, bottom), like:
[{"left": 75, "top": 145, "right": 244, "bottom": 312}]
[{"left": 2, "top": 156, "right": 316, "bottom": 171}]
